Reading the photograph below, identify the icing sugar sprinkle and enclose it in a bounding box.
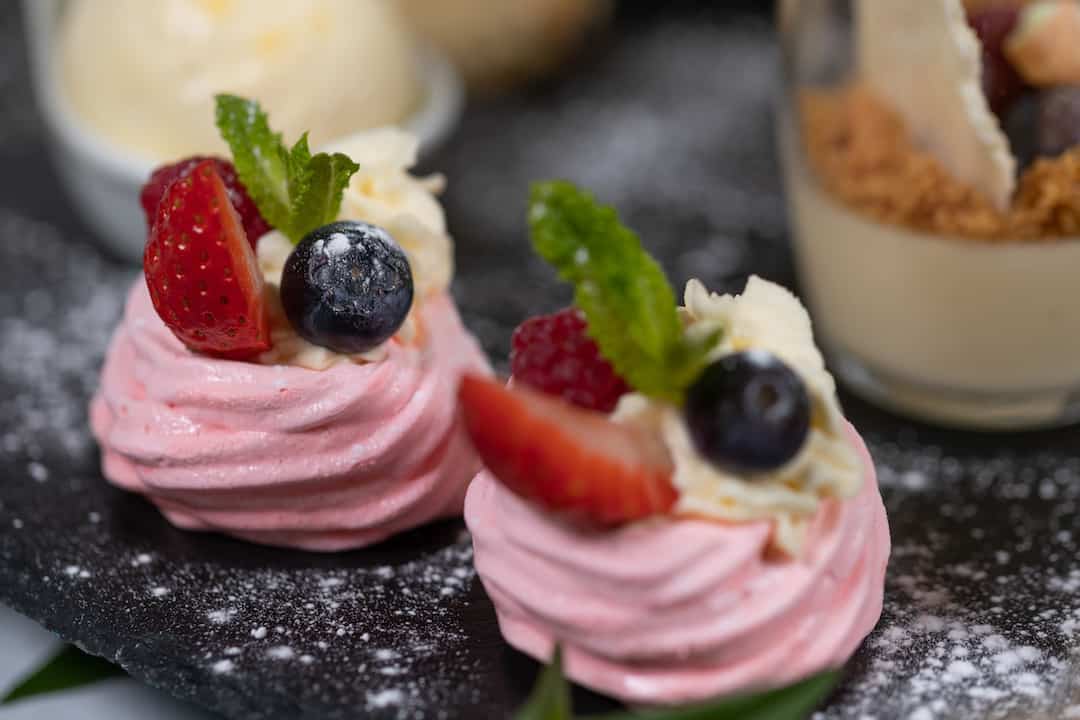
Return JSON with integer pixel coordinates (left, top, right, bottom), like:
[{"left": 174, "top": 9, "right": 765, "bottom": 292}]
[
  {"left": 813, "top": 435, "right": 1080, "bottom": 719},
  {"left": 366, "top": 688, "right": 405, "bottom": 710},
  {"left": 207, "top": 609, "right": 238, "bottom": 625},
  {"left": 0, "top": 211, "right": 128, "bottom": 463},
  {"left": 211, "top": 659, "right": 235, "bottom": 675},
  {"left": 267, "top": 646, "right": 295, "bottom": 661}
]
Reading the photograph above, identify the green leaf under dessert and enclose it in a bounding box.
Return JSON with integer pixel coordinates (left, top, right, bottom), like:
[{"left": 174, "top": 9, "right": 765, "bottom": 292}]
[
  {"left": 592, "top": 670, "right": 839, "bottom": 720},
  {"left": 513, "top": 647, "right": 839, "bottom": 720},
  {"left": 515, "top": 647, "right": 573, "bottom": 720},
  {"left": 214, "top": 95, "right": 359, "bottom": 244},
  {"left": 1, "top": 645, "right": 125, "bottom": 706},
  {"left": 528, "top": 181, "right": 718, "bottom": 404}
]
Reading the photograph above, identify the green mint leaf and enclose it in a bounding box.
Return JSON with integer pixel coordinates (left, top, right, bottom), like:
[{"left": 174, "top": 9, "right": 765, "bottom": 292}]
[
  {"left": 515, "top": 647, "right": 574, "bottom": 720},
  {"left": 592, "top": 670, "right": 839, "bottom": 720},
  {"left": 214, "top": 94, "right": 291, "bottom": 231},
  {"left": 1, "top": 645, "right": 125, "bottom": 705},
  {"left": 282, "top": 133, "right": 314, "bottom": 237},
  {"left": 214, "top": 96, "right": 359, "bottom": 243},
  {"left": 529, "top": 181, "right": 717, "bottom": 404},
  {"left": 287, "top": 133, "right": 314, "bottom": 195},
  {"left": 287, "top": 149, "right": 360, "bottom": 242}
]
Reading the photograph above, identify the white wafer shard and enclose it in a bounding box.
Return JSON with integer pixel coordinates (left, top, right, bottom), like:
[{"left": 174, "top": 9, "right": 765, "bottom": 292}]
[{"left": 856, "top": 0, "right": 1016, "bottom": 210}]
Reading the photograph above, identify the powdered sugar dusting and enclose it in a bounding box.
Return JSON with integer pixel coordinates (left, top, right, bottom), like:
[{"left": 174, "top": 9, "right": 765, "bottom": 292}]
[
  {"left": 266, "top": 645, "right": 294, "bottom": 660},
  {"left": 211, "top": 659, "right": 235, "bottom": 675},
  {"left": 816, "top": 431, "right": 1080, "bottom": 718},
  {"left": 367, "top": 688, "right": 405, "bottom": 710},
  {"left": 0, "top": 210, "right": 129, "bottom": 464}
]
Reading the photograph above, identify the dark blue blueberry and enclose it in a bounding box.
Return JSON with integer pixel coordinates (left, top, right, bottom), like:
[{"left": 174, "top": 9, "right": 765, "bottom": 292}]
[
  {"left": 1038, "top": 86, "right": 1080, "bottom": 159},
  {"left": 684, "top": 350, "right": 811, "bottom": 474},
  {"left": 280, "top": 221, "right": 413, "bottom": 354}
]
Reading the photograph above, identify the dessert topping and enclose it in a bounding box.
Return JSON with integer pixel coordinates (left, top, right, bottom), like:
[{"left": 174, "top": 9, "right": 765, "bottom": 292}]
[
  {"left": 510, "top": 308, "right": 629, "bottom": 413},
  {"left": 614, "top": 277, "right": 864, "bottom": 555},
  {"left": 144, "top": 159, "right": 271, "bottom": 358},
  {"left": 856, "top": 0, "right": 1016, "bottom": 209},
  {"left": 140, "top": 156, "right": 271, "bottom": 246},
  {"left": 138, "top": 95, "right": 453, "bottom": 365},
  {"left": 279, "top": 221, "right": 414, "bottom": 355},
  {"left": 528, "top": 181, "right": 717, "bottom": 404},
  {"left": 458, "top": 374, "right": 677, "bottom": 525},
  {"left": 459, "top": 182, "right": 858, "bottom": 552},
  {"left": 683, "top": 351, "right": 811, "bottom": 474},
  {"left": 1005, "top": 1, "right": 1080, "bottom": 88},
  {"left": 801, "top": 85, "right": 1080, "bottom": 240},
  {"left": 215, "top": 94, "right": 360, "bottom": 244}
]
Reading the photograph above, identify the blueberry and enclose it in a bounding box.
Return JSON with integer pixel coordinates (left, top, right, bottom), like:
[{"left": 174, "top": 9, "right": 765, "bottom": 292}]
[
  {"left": 1038, "top": 86, "right": 1080, "bottom": 158},
  {"left": 684, "top": 351, "right": 811, "bottom": 474},
  {"left": 280, "top": 221, "right": 413, "bottom": 354}
]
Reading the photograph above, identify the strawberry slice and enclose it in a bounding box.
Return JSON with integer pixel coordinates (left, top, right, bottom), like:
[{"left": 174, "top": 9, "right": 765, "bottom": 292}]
[
  {"left": 144, "top": 159, "right": 271, "bottom": 359},
  {"left": 459, "top": 374, "right": 678, "bottom": 524},
  {"left": 140, "top": 156, "right": 271, "bottom": 248}
]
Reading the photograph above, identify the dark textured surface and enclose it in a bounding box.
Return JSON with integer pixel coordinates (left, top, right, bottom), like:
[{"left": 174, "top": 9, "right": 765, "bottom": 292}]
[{"left": 3, "top": 3, "right": 1080, "bottom": 720}]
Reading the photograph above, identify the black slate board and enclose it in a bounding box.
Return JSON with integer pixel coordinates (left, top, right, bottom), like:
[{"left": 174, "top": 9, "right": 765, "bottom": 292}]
[{"left": 4, "top": 4, "right": 1080, "bottom": 719}]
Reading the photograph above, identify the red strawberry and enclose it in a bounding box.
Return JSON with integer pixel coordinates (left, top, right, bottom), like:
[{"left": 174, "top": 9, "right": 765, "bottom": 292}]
[
  {"left": 511, "top": 308, "right": 630, "bottom": 413},
  {"left": 459, "top": 374, "right": 677, "bottom": 524},
  {"left": 144, "top": 159, "right": 271, "bottom": 359},
  {"left": 140, "top": 157, "right": 271, "bottom": 247}
]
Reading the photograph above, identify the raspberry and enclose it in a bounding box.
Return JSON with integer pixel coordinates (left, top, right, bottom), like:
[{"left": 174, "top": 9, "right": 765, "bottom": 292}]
[
  {"left": 510, "top": 308, "right": 629, "bottom": 413},
  {"left": 140, "top": 157, "right": 271, "bottom": 248}
]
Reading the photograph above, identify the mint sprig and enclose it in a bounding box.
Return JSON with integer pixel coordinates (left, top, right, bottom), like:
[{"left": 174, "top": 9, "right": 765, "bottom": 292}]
[
  {"left": 529, "top": 181, "right": 718, "bottom": 404},
  {"left": 214, "top": 95, "right": 359, "bottom": 243},
  {"left": 516, "top": 647, "right": 573, "bottom": 720},
  {"left": 514, "top": 647, "right": 839, "bottom": 720}
]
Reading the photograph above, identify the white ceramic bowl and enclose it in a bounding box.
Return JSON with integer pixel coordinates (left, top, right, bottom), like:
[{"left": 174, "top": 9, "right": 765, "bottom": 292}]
[{"left": 21, "top": 0, "right": 465, "bottom": 262}]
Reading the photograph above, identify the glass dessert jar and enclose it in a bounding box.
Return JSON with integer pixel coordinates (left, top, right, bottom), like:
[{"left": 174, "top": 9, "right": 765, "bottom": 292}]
[{"left": 777, "top": 0, "right": 1080, "bottom": 430}]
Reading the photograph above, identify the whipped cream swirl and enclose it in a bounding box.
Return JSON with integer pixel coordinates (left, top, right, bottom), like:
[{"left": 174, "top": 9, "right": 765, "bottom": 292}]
[
  {"left": 614, "top": 276, "right": 863, "bottom": 555},
  {"left": 257, "top": 127, "right": 454, "bottom": 370}
]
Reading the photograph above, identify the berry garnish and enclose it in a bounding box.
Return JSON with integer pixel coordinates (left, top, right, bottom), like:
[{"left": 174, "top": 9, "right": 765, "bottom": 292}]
[
  {"left": 1037, "top": 86, "right": 1080, "bottom": 158},
  {"left": 968, "top": 6, "right": 1025, "bottom": 116},
  {"left": 511, "top": 308, "right": 630, "bottom": 413},
  {"left": 280, "top": 221, "right": 414, "bottom": 354},
  {"left": 683, "top": 351, "right": 811, "bottom": 474},
  {"left": 144, "top": 159, "right": 270, "bottom": 359},
  {"left": 529, "top": 182, "right": 718, "bottom": 404},
  {"left": 459, "top": 374, "right": 678, "bottom": 524},
  {"left": 140, "top": 157, "right": 271, "bottom": 247},
  {"left": 215, "top": 95, "right": 359, "bottom": 244}
]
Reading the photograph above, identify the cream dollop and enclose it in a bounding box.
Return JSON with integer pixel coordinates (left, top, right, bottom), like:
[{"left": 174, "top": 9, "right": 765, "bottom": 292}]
[
  {"left": 59, "top": 0, "right": 422, "bottom": 162},
  {"left": 256, "top": 127, "right": 454, "bottom": 370},
  {"left": 614, "top": 276, "right": 862, "bottom": 556},
  {"left": 327, "top": 128, "right": 454, "bottom": 298}
]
